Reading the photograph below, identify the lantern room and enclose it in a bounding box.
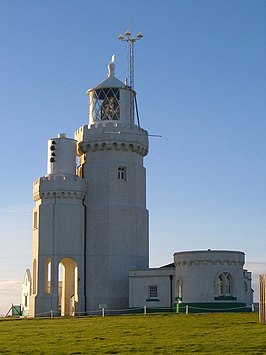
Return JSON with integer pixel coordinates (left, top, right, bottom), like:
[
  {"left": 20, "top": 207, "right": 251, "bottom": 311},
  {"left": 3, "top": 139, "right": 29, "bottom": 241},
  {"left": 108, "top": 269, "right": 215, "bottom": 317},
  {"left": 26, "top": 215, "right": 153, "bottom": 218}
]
[{"left": 86, "top": 56, "right": 135, "bottom": 127}]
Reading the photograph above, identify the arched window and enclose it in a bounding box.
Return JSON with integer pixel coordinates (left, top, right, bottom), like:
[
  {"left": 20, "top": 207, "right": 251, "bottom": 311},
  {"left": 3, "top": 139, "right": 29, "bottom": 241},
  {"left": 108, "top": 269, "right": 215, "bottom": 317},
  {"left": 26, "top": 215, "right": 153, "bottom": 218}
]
[
  {"left": 225, "top": 273, "right": 232, "bottom": 295},
  {"left": 44, "top": 258, "right": 51, "bottom": 294},
  {"left": 217, "top": 274, "right": 223, "bottom": 296},
  {"left": 217, "top": 272, "right": 232, "bottom": 296}
]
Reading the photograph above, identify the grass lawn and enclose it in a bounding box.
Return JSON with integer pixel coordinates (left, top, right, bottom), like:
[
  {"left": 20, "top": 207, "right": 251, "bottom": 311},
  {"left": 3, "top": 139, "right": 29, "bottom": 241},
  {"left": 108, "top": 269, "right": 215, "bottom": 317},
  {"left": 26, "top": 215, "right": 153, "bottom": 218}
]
[{"left": 0, "top": 313, "right": 266, "bottom": 354}]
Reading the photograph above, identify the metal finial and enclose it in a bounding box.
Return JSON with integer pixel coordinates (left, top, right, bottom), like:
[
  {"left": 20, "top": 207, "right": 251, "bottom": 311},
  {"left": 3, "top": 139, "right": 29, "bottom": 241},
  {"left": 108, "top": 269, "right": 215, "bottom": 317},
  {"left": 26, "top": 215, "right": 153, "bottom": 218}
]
[{"left": 108, "top": 54, "right": 115, "bottom": 77}]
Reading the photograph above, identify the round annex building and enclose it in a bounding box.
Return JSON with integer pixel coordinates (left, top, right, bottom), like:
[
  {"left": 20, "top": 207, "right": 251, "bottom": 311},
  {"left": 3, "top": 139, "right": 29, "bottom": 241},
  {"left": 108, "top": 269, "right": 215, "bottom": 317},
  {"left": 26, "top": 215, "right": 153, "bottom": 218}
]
[
  {"left": 174, "top": 250, "right": 253, "bottom": 311},
  {"left": 129, "top": 249, "right": 253, "bottom": 313}
]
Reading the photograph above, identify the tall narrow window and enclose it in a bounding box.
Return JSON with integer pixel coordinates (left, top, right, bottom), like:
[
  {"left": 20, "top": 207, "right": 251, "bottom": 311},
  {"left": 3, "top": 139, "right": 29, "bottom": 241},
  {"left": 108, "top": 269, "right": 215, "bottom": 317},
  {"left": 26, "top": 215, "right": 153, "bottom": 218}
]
[
  {"left": 118, "top": 166, "right": 126, "bottom": 181},
  {"left": 218, "top": 275, "right": 223, "bottom": 295},
  {"left": 149, "top": 285, "right": 158, "bottom": 299},
  {"left": 33, "top": 211, "right": 38, "bottom": 229},
  {"left": 225, "top": 273, "right": 232, "bottom": 295},
  {"left": 44, "top": 258, "right": 51, "bottom": 294}
]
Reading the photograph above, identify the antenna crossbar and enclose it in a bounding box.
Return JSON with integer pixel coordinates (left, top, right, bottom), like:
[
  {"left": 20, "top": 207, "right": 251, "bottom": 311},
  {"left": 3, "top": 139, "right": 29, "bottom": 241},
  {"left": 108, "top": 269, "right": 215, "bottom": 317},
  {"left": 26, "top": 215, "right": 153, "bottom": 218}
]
[{"left": 118, "top": 31, "right": 143, "bottom": 124}]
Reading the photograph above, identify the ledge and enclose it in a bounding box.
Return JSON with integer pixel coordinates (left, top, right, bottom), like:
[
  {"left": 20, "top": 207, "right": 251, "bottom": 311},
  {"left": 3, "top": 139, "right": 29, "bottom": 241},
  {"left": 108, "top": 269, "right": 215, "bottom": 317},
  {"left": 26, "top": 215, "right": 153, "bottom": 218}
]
[
  {"left": 214, "top": 296, "right": 237, "bottom": 301},
  {"left": 146, "top": 299, "right": 160, "bottom": 302}
]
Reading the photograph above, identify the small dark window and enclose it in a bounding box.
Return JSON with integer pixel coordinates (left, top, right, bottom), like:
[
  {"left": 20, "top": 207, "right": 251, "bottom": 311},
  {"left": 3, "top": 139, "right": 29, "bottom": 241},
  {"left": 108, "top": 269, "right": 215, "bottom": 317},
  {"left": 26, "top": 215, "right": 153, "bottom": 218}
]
[
  {"left": 149, "top": 286, "right": 158, "bottom": 298},
  {"left": 118, "top": 167, "right": 126, "bottom": 180},
  {"left": 50, "top": 157, "right": 55, "bottom": 163}
]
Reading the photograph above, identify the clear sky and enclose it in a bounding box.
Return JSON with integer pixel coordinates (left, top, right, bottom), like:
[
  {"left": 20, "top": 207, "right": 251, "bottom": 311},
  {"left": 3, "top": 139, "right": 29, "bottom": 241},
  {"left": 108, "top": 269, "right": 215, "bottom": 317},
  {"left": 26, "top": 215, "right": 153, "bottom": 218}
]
[{"left": 0, "top": 0, "right": 266, "bottom": 315}]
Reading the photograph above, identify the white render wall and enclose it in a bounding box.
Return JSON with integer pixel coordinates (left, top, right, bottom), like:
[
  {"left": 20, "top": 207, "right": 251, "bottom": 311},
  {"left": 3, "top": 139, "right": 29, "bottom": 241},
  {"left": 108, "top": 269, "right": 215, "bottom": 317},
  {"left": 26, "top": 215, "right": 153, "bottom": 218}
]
[
  {"left": 129, "top": 268, "right": 175, "bottom": 309},
  {"left": 75, "top": 121, "right": 149, "bottom": 312},
  {"left": 129, "top": 250, "right": 253, "bottom": 309},
  {"left": 29, "top": 134, "right": 87, "bottom": 317},
  {"left": 174, "top": 250, "right": 247, "bottom": 304}
]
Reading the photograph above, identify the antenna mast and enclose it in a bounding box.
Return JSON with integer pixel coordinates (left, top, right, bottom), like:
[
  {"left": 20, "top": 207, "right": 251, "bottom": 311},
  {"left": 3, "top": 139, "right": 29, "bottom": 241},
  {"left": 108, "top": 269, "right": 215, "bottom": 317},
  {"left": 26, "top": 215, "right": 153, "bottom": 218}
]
[{"left": 118, "top": 30, "right": 143, "bottom": 125}]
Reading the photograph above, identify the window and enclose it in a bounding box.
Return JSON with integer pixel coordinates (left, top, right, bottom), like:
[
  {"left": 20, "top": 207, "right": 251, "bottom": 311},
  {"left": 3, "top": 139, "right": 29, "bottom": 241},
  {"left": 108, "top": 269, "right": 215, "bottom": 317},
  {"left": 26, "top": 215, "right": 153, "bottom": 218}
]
[
  {"left": 225, "top": 274, "right": 232, "bottom": 294},
  {"left": 149, "top": 285, "right": 158, "bottom": 299},
  {"left": 44, "top": 258, "right": 51, "bottom": 294},
  {"left": 92, "top": 88, "right": 120, "bottom": 121},
  {"left": 24, "top": 295, "right": 28, "bottom": 307},
  {"left": 33, "top": 211, "right": 38, "bottom": 229},
  {"left": 118, "top": 167, "right": 126, "bottom": 181},
  {"left": 217, "top": 275, "right": 223, "bottom": 295},
  {"left": 217, "top": 272, "right": 232, "bottom": 296}
]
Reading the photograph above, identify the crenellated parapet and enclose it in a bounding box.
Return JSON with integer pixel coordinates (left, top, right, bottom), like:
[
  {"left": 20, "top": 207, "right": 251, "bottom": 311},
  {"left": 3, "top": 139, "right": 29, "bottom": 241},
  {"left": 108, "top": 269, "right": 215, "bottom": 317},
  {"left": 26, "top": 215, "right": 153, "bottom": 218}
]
[
  {"left": 174, "top": 250, "right": 245, "bottom": 268},
  {"left": 33, "top": 174, "right": 87, "bottom": 202},
  {"left": 75, "top": 122, "right": 149, "bottom": 157},
  {"left": 175, "top": 260, "right": 244, "bottom": 267}
]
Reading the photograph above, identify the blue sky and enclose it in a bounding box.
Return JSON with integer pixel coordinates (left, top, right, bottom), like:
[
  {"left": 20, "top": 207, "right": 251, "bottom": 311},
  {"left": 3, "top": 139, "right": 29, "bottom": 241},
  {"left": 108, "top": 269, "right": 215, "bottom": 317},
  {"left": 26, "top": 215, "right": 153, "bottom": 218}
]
[{"left": 0, "top": 0, "right": 266, "bottom": 315}]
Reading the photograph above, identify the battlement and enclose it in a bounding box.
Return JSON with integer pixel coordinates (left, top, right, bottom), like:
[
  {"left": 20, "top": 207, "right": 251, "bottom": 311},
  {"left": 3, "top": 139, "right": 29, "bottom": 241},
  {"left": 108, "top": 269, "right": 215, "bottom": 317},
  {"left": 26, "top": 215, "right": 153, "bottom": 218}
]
[
  {"left": 174, "top": 250, "right": 245, "bottom": 267},
  {"left": 33, "top": 173, "right": 87, "bottom": 202},
  {"left": 75, "top": 123, "right": 148, "bottom": 157}
]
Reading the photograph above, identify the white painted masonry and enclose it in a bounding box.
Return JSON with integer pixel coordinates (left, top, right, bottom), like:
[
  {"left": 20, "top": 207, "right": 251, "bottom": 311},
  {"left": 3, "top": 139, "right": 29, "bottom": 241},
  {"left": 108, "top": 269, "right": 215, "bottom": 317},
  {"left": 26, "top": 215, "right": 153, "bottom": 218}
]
[
  {"left": 26, "top": 58, "right": 253, "bottom": 316},
  {"left": 129, "top": 250, "right": 253, "bottom": 310},
  {"left": 28, "top": 59, "right": 149, "bottom": 316}
]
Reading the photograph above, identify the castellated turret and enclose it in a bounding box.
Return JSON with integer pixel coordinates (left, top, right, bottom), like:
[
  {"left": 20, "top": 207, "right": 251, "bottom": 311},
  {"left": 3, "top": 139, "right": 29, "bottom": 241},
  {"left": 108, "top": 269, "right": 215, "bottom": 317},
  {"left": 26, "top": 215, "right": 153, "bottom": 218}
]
[{"left": 29, "top": 134, "right": 87, "bottom": 317}]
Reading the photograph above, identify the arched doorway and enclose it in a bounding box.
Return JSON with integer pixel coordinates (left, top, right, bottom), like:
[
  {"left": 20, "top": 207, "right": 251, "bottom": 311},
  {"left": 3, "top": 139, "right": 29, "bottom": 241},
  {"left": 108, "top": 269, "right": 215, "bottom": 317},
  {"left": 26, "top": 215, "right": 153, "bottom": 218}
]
[{"left": 58, "top": 258, "right": 78, "bottom": 316}]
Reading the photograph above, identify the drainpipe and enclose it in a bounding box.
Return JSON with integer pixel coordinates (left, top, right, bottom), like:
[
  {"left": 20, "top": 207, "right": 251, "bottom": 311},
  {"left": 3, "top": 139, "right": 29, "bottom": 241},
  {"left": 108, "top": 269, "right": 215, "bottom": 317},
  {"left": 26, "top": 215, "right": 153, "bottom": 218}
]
[{"left": 169, "top": 275, "right": 173, "bottom": 309}]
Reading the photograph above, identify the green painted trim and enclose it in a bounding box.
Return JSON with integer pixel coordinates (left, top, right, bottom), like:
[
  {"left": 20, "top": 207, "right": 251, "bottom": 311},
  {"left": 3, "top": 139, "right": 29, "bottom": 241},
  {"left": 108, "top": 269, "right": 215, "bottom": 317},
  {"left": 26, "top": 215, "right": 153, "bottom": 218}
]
[
  {"left": 146, "top": 298, "right": 160, "bottom": 302},
  {"left": 215, "top": 296, "right": 237, "bottom": 301},
  {"left": 173, "top": 302, "right": 251, "bottom": 314}
]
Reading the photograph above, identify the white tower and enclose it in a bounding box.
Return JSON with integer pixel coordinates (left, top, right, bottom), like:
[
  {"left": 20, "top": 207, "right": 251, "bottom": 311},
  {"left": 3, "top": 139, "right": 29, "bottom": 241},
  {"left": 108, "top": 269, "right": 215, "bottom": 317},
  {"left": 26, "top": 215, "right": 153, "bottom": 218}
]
[
  {"left": 29, "top": 56, "right": 149, "bottom": 316},
  {"left": 29, "top": 134, "right": 87, "bottom": 317},
  {"left": 75, "top": 57, "right": 149, "bottom": 312}
]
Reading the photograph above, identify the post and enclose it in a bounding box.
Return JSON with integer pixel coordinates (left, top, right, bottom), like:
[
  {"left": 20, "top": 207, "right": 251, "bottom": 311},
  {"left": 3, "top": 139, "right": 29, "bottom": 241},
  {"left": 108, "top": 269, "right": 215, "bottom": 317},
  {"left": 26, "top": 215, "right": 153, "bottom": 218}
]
[
  {"left": 102, "top": 307, "right": 105, "bottom": 317},
  {"left": 144, "top": 305, "right": 147, "bottom": 315},
  {"left": 186, "top": 305, "right": 189, "bottom": 315},
  {"left": 176, "top": 302, "right": 179, "bottom": 314},
  {"left": 51, "top": 309, "right": 53, "bottom": 318}
]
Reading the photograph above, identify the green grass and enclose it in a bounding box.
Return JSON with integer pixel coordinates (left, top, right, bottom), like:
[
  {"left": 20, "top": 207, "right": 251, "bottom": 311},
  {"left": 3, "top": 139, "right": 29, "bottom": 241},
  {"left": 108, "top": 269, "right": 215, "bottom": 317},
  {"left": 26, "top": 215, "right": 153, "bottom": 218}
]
[{"left": 0, "top": 313, "right": 266, "bottom": 354}]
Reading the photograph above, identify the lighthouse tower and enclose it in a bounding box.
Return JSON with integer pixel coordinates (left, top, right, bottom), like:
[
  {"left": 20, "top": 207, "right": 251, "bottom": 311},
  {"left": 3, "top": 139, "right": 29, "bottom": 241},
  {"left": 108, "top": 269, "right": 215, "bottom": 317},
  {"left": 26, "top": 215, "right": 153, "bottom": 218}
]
[
  {"left": 75, "top": 57, "right": 149, "bottom": 312},
  {"left": 29, "top": 56, "right": 149, "bottom": 316}
]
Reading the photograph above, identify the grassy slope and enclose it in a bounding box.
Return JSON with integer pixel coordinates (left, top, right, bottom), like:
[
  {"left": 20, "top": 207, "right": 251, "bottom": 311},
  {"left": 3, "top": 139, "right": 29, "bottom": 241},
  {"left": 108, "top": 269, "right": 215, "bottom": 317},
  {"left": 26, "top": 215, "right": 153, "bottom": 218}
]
[{"left": 0, "top": 313, "right": 266, "bottom": 354}]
